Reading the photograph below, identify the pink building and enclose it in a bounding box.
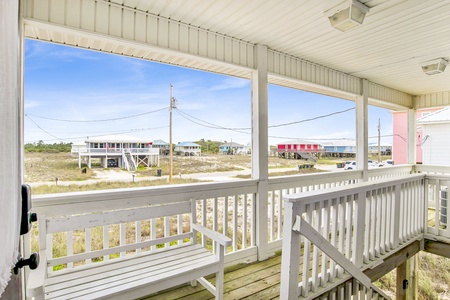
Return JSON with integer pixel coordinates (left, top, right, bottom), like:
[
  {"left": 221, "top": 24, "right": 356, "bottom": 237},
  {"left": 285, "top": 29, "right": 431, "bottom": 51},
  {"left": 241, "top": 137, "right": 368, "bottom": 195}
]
[{"left": 393, "top": 108, "right": 440, "bottom": 164}]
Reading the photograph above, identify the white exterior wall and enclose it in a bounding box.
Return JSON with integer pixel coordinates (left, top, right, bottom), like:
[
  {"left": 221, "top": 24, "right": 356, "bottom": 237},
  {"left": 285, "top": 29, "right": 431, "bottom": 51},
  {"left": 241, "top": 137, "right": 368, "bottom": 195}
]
[{"left": 421, "top": 123, "right": 450, "bottom": 166}]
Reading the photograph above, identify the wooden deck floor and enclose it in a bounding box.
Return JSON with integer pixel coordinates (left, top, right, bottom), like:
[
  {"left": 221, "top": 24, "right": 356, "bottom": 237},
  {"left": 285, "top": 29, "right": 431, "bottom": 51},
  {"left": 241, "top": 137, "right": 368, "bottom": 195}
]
[
  {"left": 140, "top": 210, "right": 440, "bottom": 300},
  {"left": 141, "top": 252, "right": 283, "bottom": 300}
]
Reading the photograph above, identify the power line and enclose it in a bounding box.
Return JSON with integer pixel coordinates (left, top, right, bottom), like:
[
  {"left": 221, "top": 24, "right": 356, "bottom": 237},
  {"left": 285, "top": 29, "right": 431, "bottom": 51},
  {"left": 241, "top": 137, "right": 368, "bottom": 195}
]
[
  {"left": 26, "top": 115, "right": 67, "bottom": 141},
  {"left": 269, "top": 107, "right": 355, "bottom": 128},
  {"left": 25, "top": 125, "right": 169, "bottom": 143},
  {"left": 174, "top": 109, "right": 251, "bottom": 134},
  {"left": 175, "top": 107, "right": 355, "bottom": 130},
  {"left": 25, "top": 107, "right": 169, "bottom": 123}
]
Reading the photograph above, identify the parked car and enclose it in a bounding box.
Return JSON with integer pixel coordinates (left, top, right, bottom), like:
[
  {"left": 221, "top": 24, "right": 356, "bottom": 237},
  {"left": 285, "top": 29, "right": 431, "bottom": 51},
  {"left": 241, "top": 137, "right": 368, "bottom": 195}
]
[
  {"left": 107, "top": 158, "right": 118, "bottom": 167},
  {"left": 344, "top": 161, "right": 356, "bottom": 170},
  {"left": 385, "top": 159, "right": 394, "bottom": 166},
  {"left": 344, "top": 160, "right": 384, "bottom": 170}
]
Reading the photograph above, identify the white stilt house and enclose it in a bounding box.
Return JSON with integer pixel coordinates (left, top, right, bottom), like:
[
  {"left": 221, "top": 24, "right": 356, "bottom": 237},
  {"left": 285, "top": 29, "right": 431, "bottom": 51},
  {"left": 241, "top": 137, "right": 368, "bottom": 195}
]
[
  {"left": 73, "top": 135, "right": 160, "bottom": 170},
  {"left": 3, "top": 1, "right": 450, "bottom": 299}
]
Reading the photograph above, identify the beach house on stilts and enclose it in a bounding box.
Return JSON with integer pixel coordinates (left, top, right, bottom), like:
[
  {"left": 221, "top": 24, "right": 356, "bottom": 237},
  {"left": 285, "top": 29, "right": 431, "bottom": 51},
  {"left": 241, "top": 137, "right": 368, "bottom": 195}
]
[{"left": 72, "top": 135, "right": 160, "bottom": 171}]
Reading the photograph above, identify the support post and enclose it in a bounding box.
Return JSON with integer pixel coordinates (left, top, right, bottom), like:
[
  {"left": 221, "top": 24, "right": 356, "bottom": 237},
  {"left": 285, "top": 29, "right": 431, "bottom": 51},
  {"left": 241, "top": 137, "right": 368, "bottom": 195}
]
[
  {"left": 407, "top": 108, "right": 416, "bottom": 165},
  {"left": 396, "top": 255, "right": 417, "bottom": 300},
  {"left": 251, "top": 44, "right": 270, "bottom": 261},
  {"left": 280, "top": 202, "right": 302, "bottom": 300},
  {"left": 356, "top": 79, "right": 369, "bottom": 181}
]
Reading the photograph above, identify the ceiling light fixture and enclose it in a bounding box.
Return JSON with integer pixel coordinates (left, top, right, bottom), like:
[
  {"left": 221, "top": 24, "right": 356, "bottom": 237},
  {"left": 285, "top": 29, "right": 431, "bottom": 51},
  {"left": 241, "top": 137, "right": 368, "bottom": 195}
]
[
  {"left": 325, "top": 0, "right": 370, "bottom": 32},
  {"left": 421, "top": 58, "right": 448, "bottom": 75}
]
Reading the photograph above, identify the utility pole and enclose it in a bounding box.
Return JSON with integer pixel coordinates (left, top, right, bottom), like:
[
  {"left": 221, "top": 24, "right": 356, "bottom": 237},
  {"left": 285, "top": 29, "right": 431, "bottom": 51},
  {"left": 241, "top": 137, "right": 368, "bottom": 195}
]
[
  {"left": 378, "top": 118, "right": 381, "bottom": 163},
  {"left": 169, "top": 85, "right": 178, "bottom": 183},
  {"left": 169, "top": 85, "right": 173, "bottom": 183}
]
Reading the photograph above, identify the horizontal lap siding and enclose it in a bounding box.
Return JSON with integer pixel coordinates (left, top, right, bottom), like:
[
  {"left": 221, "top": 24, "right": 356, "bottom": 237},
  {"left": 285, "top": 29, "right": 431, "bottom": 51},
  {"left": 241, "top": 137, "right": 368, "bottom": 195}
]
[{"left": 421, "top": 124, "right": 450, "bottom": 166}]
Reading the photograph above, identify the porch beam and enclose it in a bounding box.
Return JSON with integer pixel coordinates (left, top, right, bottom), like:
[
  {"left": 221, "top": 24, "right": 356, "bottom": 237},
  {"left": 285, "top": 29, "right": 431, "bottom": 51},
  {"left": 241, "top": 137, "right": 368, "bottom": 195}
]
[
  {"left": 407, "top": 109, "right": 416, "bottom": 164},
  {"left": 251, "top": 44, "right": 270, "bottom": 261},
  {"left": 424, "top": 240, "right": 450, "bottom": 259},
  {"left": 364, "top": 240, "right": 420, "bottom": 281},
  {"left": 356, "top": 79, "right": 369, "bottom": 181}
]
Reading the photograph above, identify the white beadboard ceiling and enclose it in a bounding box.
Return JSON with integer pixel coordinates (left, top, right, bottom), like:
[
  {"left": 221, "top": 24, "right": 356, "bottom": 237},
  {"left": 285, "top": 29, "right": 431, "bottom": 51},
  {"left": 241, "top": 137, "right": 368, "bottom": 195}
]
[{"left": 22, "top": 0, "right": 450, "bottom": 102}]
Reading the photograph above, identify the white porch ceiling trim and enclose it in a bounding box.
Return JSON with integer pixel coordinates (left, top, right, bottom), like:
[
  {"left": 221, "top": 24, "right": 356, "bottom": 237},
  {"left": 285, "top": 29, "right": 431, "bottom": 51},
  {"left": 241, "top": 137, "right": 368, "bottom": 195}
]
[{"left": 22, "top": 0, "right": 413, "bottom": 110}]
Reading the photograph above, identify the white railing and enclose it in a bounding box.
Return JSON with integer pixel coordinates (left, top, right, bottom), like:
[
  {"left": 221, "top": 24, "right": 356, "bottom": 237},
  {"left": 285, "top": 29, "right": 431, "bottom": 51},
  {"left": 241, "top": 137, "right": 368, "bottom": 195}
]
[
  {"left": 78, "top": 147, "right": 159, "bottom": 155},
  {"left": 280, "top": 174, "right": 425, "bottom": 299},
  {"left": 25, "top": 180, "right": 259, "bottom": 273},
  {"left": 424, "top": 174, "right": 450, "bottom": 240},
  {"left": 24, "top": 164, "right": 450, "bottom": 299},
  {"left": 266, "top": 165, "right": 415, "bottom": 250}
]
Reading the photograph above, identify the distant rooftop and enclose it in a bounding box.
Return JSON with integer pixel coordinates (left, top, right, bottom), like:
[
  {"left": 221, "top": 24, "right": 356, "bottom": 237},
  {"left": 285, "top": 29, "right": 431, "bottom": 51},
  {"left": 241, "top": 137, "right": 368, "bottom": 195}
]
[
  {"left": 417, "top": 107, "right": 450, "bottom": 124},
  {"left": 85, "top": 135, "right": 151, "bottom": 143},
  {"left": 220, "top": 142, "right": 244, "bottom": 147},
  {"left": 176, "top": 141, "right": 200, "bottom": 147}
]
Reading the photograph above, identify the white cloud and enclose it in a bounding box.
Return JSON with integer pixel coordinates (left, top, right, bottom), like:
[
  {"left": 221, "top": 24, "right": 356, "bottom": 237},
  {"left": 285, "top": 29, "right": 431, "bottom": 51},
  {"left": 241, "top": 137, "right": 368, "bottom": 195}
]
[
  {"left": 209, "top": 77, "right": 250, "bottom": 91},
  {"left": 24, "top": 100, "right": 41, "bottom": 109}
]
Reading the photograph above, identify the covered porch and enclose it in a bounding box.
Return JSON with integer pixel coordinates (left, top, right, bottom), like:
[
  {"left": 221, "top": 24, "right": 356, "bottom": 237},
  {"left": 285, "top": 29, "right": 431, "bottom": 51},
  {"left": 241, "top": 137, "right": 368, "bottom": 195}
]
[
  {"left": 24, "top": 165, "right": 450, "bottom": 299},
  {"left": 2, "top": 0, "right": 450, "bottom": 299}
]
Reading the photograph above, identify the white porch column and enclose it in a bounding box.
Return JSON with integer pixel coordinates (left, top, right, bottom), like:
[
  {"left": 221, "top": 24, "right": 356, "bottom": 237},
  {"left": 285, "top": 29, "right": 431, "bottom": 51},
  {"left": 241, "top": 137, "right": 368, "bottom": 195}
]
[
  {"left": 251, "top": 44, "right": 270, "bottom": 261},
  {"left": 0, "top": 0, "right": 23, "bottom": 298},
  {"left": 356, "top": 79, "right": 369, "bottom": 181},
  {"left": 407, "top": 108, "right": 417, "bottom": 165}
]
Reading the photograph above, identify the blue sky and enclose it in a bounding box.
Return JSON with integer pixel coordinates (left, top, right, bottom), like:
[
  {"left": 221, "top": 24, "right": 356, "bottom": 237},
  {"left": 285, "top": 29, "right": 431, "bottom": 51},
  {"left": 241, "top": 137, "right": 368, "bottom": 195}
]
[{"left": 24, "top": 39, "right": 393, "bottom": 146}]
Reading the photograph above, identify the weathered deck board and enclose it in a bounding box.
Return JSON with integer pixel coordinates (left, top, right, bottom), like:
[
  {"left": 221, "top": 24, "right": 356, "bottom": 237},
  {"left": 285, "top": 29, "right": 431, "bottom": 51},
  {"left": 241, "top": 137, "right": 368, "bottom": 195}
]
[{"left": 142, "top": 253, "right": 283, "bottom": 300}]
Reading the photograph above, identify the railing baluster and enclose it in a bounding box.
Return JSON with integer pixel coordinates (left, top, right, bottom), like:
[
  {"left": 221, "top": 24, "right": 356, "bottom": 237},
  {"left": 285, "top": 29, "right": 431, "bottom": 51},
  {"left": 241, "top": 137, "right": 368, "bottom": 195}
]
[
  {"left": 302, "top": 204, "right": 312, "bottom": 296},
  {"left": 177, "top": 214, "right": 182, "bottom": 246},
  {"left": 321, "top": 199, "right": 330, "bottom": 287},
  {"left": 353, "top": 192, "right": 366, "bottom": 267},
  {"left": 364, "top": 191, "right": 371, "bottom": 264},
  {"left": 269, "top": 191, "right": 274, "bottom": 242},
  {"left": 386, "top": 186, "right": 392, "bottom": 252},
  {"left": 393, "top": 184, "right": 401, "bottom": 248},
  {"left": 164, "top": 216, "right": 170, "bottom": 248},
  {"left": 213, "top": 197, "right": 218, "bottom": 254},
  {"left": 277, "top": 190, "right": 283, "bottom": 240},
  {"left": 224, "top": 196, "right": 228, "bottom": 250},
  {"left": 379, "top": 188, "right": 386, "bottom": 255},
  {"left": 120, "top": 223, "right": 125, "bottom": 257},
  {"left": 337, "top": 196, "right": 345, "bottom": 278},
  {"left": 150, "top": 218, "right": 156, "bottom": 251},
  {"left": 369, "top": 190, "right": 376, "bottom": 261},
  {"left": 250, "top": 193, "right": 255, "bottom": 247},
  {"left": 135, "top": 221, "right": 141, "bottom": 253},
  {"left": 103, "top": 225, "right": 109, "bottom": 261},
  {"left": 243, "top": 195, "right": 247, "bottom": 249},
  {"left": 67, "top": 231, "right": 73, "bottom": 268},
  {"left": 202, "top": 198, "right": 207, "bottom": 247},
  {"left": 85, "top": 228, "right": 92, "bottom": 264},
  {"left": 311, "top": 201, "right": 322, "bottom": 292},
  {"left": 330, "top": 198, "right": 338, "bottom": 282},
  {"left": 345, "top": 195, "right": 353, "bottom": 262},
  {"left": 375, "top": 189, "right": 382, "bottom": 257},
  {"left": 233, "top": 195, "right": 238, "bottom": 252},
  {"left": 406, "top": 181, "right": 412, "bottom": 240}
]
